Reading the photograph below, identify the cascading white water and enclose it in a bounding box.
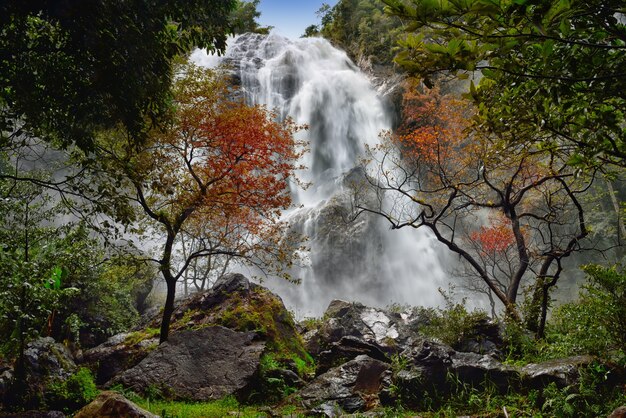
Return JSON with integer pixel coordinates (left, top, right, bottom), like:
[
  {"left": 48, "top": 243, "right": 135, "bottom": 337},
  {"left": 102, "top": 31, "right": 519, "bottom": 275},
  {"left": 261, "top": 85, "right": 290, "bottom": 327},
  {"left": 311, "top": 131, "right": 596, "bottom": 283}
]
[{"left": 192, "top": 33, "right": 449, "bottom": 317}]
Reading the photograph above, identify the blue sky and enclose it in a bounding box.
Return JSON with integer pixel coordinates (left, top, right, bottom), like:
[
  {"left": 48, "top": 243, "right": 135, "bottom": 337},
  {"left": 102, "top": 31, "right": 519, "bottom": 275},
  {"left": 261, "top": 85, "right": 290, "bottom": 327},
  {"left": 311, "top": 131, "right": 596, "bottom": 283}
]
[{"left": 256, "top": 0, "right": 339, "bottom": 39}]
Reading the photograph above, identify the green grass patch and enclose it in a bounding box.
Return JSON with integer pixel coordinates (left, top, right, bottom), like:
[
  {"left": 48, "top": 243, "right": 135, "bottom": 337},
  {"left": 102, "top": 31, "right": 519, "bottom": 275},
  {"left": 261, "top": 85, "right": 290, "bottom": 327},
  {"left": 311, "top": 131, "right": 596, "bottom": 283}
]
[{"left": 135, "top": 397, "right": 278, "bottom": 417}]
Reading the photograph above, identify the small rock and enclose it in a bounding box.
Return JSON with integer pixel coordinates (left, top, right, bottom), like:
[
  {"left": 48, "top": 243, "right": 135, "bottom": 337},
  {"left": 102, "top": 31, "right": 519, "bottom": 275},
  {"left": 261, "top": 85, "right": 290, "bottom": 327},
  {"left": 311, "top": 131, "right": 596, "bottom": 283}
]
[
  {"left": 609, "top": 406, "right": 626, "bottom": 418},
  {"left": 73, "top": 391, "right": 157, "bottom": 418},
  {"left": 296, "top": 355, "right": 390, "bottom": 413}
]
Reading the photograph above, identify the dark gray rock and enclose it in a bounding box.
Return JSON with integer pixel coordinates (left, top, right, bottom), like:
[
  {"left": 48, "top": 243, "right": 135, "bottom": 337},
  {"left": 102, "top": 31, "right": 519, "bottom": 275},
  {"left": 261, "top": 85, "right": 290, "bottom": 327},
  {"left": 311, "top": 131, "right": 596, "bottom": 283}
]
[
  {"left": 317, "top": 336, "right": 390, "bottom": 375},
  {"left": 296, "top": 355, "right": 390, "bottom": 413},
  {"left": 81, "top": 332, "right": 157, "bottom": 385},
  {"left": 24, "top": 337, "right": 76, "bottom": 381},
  {"left": 110, "top": 326, "right": 265, "bottom": 401},
  {"left": 312, "top": 300, "right": 422, "bottom": 357},
  {"left": 73, "top": 391, "right": 157, "bottom": 418},
  {"left": 521, "top": 355, "right": 595, "bottom": 389},
  {"left": 0, "top": 362, "right": 13, "bottom": 404},
  {"left": 450, "top": 352, "right": 519, "bottom": 392},
  {"left": 401, "top": 339, "right": 453, "bottom": 391},
  {"left": 454, "top": 318, "right": 504, "bottom": 357},
  {"left": 381, "top": 338, "right": 455, "bottom": 408},
  {"left": 308, "top": 401, "right": 344, "bottom": 417}
]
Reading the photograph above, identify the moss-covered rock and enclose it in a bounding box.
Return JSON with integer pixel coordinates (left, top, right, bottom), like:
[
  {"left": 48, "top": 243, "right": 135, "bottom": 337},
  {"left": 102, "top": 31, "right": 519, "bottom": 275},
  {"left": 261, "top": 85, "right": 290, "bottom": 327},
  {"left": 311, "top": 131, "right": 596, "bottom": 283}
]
[{"left": 141, "top": 274, "right": 312, "bottom": 373}]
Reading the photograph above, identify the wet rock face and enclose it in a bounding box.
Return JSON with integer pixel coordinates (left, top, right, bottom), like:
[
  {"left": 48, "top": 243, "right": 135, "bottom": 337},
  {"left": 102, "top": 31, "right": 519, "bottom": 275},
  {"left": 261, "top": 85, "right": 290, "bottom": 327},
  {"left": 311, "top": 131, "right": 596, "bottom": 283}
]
[
  {"left": 109, "top": 326, "right": 265, "bottom": 401},
  {"left": 307, "top": 300, "right": 422, "bottom": 358},
  {"left": 521, "top": 355, "right": 596, "bottom": 389},
  {"left": 296, "top": 355, "right": 391, "bottom": 413},
  {"left": 81, "top": 333, "right": 157, "bottom": 385},
  {"left": 73, "top": 391, "right": 157, "bottom": 418},
  {"left": 450, "top": 352, "right": 519, "bottom": 392},
  {"left": 24, "top": 338, "right": 76, "bottom": 382}
]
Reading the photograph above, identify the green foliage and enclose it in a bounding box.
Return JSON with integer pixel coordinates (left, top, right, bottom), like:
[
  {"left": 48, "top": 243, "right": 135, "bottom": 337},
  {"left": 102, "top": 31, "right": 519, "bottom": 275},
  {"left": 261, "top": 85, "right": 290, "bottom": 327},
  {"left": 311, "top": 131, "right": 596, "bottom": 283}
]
[
  {"left": 416, "top": 288, "right": 489, "bottom": 349},
  {"left": 540, "top": 363, "right": 625, "bottom": 418},
  {"left": 136, "top": 396, "right": 267, "bottom": 418},
  {"left": 47, "top": 368, "right": 99, "bottom": 413},
  {"left": 545, "top": 264, "right": 626, "bottom": 363},
  {"left": 0, "top": 173, "right": 153, "bottom": 361},
  {"left": 0, "top": 0, "right": 236, "bottom": 150},
  {"left": 0, "top": 180, "right": 77, "bottom": 358},
  {"left": 124, "top": 328, "right": 161, "bottom": 347},
  {"left": 383, "top": 0, "right": 626, "bottom": 167},
  {"left": 317, "top": 0, "right": 405, "bottom": 65},
  {"left": 231, "top": 0, "right": 269, "bottom": 34},
  {"left": 211, "top": 288, "right": 314, "bottom": 403}
]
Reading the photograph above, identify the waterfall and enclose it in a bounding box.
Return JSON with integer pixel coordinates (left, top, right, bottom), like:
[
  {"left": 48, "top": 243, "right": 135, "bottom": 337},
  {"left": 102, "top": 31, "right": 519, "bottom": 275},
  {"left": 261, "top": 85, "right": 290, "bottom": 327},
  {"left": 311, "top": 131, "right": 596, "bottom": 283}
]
[{"left": 192, "top": 33, "right": 448, "bottom": 317}]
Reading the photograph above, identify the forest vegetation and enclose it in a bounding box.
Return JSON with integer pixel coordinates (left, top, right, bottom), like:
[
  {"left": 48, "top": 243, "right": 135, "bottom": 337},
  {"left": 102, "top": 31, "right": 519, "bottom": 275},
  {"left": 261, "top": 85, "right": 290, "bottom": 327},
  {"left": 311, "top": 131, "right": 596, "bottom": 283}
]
[{"left": 0, "top": 0, "right": 625, "bottom": 416}]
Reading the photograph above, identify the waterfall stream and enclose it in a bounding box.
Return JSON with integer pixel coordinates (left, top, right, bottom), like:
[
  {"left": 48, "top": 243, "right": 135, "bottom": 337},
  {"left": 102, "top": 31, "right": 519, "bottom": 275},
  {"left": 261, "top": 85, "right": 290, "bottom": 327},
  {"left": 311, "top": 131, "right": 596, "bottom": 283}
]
[{"left": 192, "top": 33, "right": 449, "bottom": 317}]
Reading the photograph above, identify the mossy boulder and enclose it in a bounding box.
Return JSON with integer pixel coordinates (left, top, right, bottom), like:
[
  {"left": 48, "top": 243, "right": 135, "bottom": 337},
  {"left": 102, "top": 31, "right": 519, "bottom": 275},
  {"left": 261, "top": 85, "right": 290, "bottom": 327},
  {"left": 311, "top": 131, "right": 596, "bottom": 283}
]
[
  {"left": 85, "top": 273, "right": 313, "bottom": 402},
  {"left": 144, "top": 273, "right": 311, "bottom": 370}
]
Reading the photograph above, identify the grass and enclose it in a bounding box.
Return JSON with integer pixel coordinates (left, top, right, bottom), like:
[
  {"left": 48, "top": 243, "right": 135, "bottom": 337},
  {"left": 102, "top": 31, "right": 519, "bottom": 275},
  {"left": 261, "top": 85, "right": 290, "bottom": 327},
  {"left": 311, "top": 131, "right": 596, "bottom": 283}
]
[{"left": 135, "top": 397, "right": 271, "bottom": 418}]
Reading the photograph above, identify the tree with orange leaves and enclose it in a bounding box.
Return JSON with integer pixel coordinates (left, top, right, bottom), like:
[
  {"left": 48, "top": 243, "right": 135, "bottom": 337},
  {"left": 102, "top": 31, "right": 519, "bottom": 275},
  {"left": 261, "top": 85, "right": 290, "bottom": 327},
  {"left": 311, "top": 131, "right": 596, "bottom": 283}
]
[
  {"left": 355, "top": 81, "right": 594, "bottom": 335},
  {"left": 96, "top": 63, "right": 306, "bottom": 342}
]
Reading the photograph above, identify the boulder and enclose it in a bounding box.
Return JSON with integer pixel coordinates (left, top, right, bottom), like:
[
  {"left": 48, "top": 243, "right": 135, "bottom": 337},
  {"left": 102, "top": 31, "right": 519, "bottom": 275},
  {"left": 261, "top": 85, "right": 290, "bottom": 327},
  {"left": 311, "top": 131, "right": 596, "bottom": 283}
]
[
  {"left": 450, "top": 352, "right": 519, "bottom": 392},
  {"left": 24, "top": 338, "right": 76, "bottom": 382},
  {"left": 454, "top": 318, "right": 504, "bottom": 357},
  {"left": 2, "top": 338, "right": 77, "bottom": 409},
  {"left": 383, "top": 338, "right": 454, "bottom": 407},
  {"left": 316, "top": 336, "right": 389, "bottom": 375},
  {"left": 521, "top": 355, "right": 595, "bottom": 389},
  {"left": 109, "top": 326, "right": 265, "bottom": 401},
  {"left": 0, "top": 360, "right": 13, "bottom": 405},
  {"left": 84, "top": 273, "right": 308, "bottom": 386},
  {"left": 310, "top": 300, "right": 422, "bottom": 357},
  {"left": 81, "top": 332, "right": 157, "bottom": 385},
  {"left": 296, "top": 355, "right": 390, "bottom": 413},
  {"left": 73, "top": 391, "right": 157, "bottom": 418}
]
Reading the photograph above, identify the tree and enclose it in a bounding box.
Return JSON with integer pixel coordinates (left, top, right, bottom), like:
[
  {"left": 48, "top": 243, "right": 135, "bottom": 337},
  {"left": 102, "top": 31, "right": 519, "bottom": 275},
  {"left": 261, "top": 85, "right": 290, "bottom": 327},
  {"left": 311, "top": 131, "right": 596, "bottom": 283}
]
[
  {"left": 353, "top": 84, "right": 592, "bottom": 331},
  {"left": 0, "top": 0, "right": 236, "bottom": 151},
  {"left": 96, "top": 64, "right": 305, "bottom": 343},
  {"left": 302, "top": 25, "right": 321, "bottom": 38},
  {"left": 231, "top": 0, "right": 263, "bottom": 34},
  {"left": 381, "top": 0, "right": 626, "bottom": 167},
  {"left": 315, "top": 0, "right": 404, "bottom": 65},
  {"left": 0, "top": 170, "right": 152, "bottom": 407}
]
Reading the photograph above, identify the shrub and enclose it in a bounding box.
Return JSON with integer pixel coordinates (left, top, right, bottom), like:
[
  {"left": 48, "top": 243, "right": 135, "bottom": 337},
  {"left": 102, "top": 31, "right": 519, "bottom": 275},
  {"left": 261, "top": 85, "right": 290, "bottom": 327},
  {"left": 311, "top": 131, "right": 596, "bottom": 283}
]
[
  {"left": 546, "top": 264, "right": 626, "bottom": 363},
  {"left": 418, "top": 288, "right": 489, "bottom": 349},
  {"left": 47, "top": 367, "right": 98, "bottom": 412}
]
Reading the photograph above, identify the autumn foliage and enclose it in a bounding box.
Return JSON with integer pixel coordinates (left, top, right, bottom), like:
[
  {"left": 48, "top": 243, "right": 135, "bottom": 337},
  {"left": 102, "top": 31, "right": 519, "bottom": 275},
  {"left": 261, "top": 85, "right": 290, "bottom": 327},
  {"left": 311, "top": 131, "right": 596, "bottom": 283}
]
[
  {"left": 359, "top": 80, "right": 591, "bottom": 328},
  {"left": 470, "top": 217, "right": 516, "bottom": 255},
  {"left": 395, "top": 81, "right": 470, "bottom": 166},
  {"left": 100, "top": 63, "right": 306, "bottom": 342}
]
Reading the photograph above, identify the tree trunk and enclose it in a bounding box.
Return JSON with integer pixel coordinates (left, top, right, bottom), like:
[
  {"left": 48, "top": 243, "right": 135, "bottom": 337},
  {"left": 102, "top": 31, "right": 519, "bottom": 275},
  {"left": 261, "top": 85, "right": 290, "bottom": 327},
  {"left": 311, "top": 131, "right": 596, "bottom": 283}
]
[
  {"left": 159, "top": 277, "right": 176, "bottom": 343},
  {"left": 606, "top": 180, "right": 626, "bottom": 243}
]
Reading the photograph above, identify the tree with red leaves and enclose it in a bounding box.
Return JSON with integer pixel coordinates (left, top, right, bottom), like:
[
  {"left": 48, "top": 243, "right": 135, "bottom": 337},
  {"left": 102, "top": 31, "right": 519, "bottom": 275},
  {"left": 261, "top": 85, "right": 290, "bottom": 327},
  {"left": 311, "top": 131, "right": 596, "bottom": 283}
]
[
  {"left": 355, "top": 82, "right": 593, "bottom": 335},
  {"left": 97, "top": 64, "right": 306, "bottom": 342}
]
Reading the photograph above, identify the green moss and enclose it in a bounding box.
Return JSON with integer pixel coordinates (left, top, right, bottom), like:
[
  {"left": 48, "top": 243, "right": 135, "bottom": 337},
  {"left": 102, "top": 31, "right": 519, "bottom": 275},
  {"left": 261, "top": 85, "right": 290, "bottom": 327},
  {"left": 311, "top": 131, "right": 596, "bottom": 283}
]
[{"left": 124, "top": 327, "right": 159, "bottom": 346}]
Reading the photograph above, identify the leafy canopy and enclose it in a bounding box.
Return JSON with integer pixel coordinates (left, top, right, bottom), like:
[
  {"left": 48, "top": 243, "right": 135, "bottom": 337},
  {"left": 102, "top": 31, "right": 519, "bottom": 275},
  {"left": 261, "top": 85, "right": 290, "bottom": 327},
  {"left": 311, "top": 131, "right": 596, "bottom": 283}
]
[
  {"left": 0, "top": 0, "right": 236, "bottom": 150},
  {"left": 382, "top": 0, "right": 626, "bottom": 167}
]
